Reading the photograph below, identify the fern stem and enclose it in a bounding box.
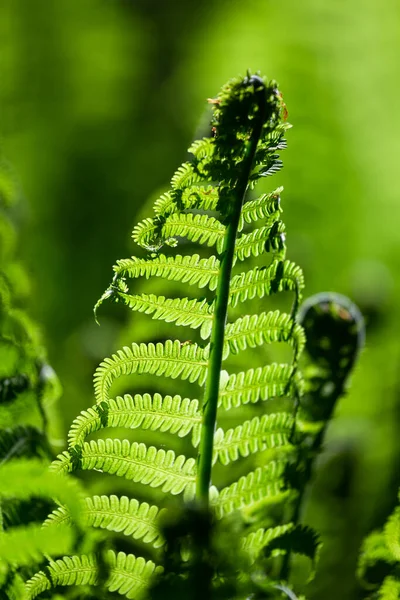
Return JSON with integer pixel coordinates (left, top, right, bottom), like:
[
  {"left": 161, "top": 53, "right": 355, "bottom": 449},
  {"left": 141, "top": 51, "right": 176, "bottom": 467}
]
[{"left": 196, "top": 82, "right": 267, "bottom": 507}]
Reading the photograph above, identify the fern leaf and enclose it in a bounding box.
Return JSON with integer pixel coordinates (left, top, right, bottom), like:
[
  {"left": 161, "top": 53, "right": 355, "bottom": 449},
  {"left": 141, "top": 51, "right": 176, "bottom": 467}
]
[
  {"left": 224, "top": 311, "right": 305, "bottom": 357},
  {"left": 107, "top": 550, "right": 162, "bottom": 598},
  {"left": 218, "top": 363, "right": 298, "bottom": 410},
  {"left": 229, "top": 260, "right": 304, "bottom": 307},
  {"left": 153, "top": 191, "right": 179, "bottom": 218},
  {"left": 114, "top": 254, "right": 220, "bottom": 290},
  {"left": 153, "top": 185, "right": 219, "bottom": 218},
  {"left": 234, "top": 221, "right": 286, "bottom": 261},
  {"left": 133, "top": 213, "right": 225, "bottom": 253},
  {"left": 181, "top": 185, "right": 219, "bottom": 211},
  {"left": 188, "top": 137, "right": 215, "bottom": 162},
  {"left": 213, "top": 461, "right": 290, "bottom": 518},
  {"left": 242, "top": 523, "right": 294, "bottom": 561},
  {"left": 238, "top": 188, "right": 282, "bottom": 231},
  {"left": 25, "top": 554, "right": 98, "bottom": 598},
  {"left": 171, "top": 162, "right": 203, "bottom": 190},
  {"left": 68, "top": 394, "right": 202, "bottom": 448},
  {"left": 212, "top": 413, "right": 294, "bottom": 465},
  {"left": 112, "top": 292, "right": 214, "bottom": 338},
  {"left": 60, "top": 439, "right": 196, "bottom": 496},
  {"left": 45, "top": 495, "right": 166, "bottom": 548},
  {"left": 94, "top": 340, "right": 209, "bottom": 403},
  {"left": 251, "top": 156, "right": 283, "bottom": 182},
  {"left": 26, "top": 551, "right": 161, "bottom": 600}
]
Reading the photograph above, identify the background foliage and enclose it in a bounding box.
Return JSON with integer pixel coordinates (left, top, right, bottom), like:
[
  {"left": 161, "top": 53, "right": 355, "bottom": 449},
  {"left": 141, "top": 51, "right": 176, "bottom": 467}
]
[{"left": 1, "top": 1, "right": 400, "bottom": 598}]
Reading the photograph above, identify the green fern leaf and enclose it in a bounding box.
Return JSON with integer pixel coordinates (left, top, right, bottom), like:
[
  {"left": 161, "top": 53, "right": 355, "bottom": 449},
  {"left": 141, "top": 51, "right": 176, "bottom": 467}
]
[
  {"left": 170, "top": 162, "right": 203, "bottom": 190},
  {"left": 229, "top": 260, "right": 304, "bottom": 307},
  {"left": 218, "top": 363, "right": 299, "bottom": 410},
  {"left": 234, "top": 221, "right": 286, "bottom": 261},
  {"left": 26, "top": 551, "right": 161, "bottom": 600},
  {"left": 152, "top": 191, "right": 179, "bottom": 218},
  {"left": 152, "top": 185, "right": 219, "bottom": 218},
  {"left": 25, "top": 554, "right": 98, "bottom": 598},
  {"left": 213, "top": 460, "right": 290, "bottom": 518},
  {"left": 94, "top": 340, "right": 210, "bottom": 403},
  {"left": 45, "top": 495, "right": 166, "bottom": 548},
  {"left": 212, "top": 413, "right": 294, "bottom": 465},
  {"left": 54, "top": 439, "right": 196, "bottom": 497},
  {"left": 238, "top": 187, "right": 282, "bottom": 231},
  {"left": 188, "top": 137, "right": 215, "bottom": 162},
  {"left": 68, "top": 393, "right": 202, "bottom": 448},
  {"left": 242, "top": 523, "right": 294, "bottom": 561},
  {"left": 110, "top": 292, "right": 214, "bottom": 338},
  {"left": 114, "top": 253, "right": 220, "bottom": 290},
  {"left": 224, "top": 311, "right": 305, "bottom": 357},
  {"left": 181, "top": 185, "right": 219, "bottom": 211},
  {"left": 107, "top": 550, "right": 163, "bottom": 598},
  {"left": 133, "top": 213, "right": 225, "bottom": 252}
]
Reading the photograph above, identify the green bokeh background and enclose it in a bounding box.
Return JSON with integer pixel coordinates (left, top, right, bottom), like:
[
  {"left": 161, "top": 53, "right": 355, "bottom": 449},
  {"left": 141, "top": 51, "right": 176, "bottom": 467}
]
[{"left": 1, "top": 1, "right": 400, "bottom": 598}]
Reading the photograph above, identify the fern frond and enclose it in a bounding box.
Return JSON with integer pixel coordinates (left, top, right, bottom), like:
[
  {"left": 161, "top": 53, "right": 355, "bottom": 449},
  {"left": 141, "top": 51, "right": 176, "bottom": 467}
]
[
  {"left": 94, "top": 340, "right": 209, "bottom": 403},
  {"left": 218, "top": 363, "right": 298, "bottom": 410},
  {"left": 130, "top": 218, "right": 167, "bottom": 252},
  {"left": 212, "top": 413, "right": 294, "bottom": 465},
  {"left": 111, "top": 292, "right": 214, "bottom": 339},
  {"left": 152, "top": 191, "right": 178, "bottom": 218},
  {"left": 160, "top": 213, "right": 224, "bottom": 249},
  {"left": 114, "top": 253, "right": 220, "bottom": 290},
  {"left": 86, "top": 74, "right": 306, "bottom": 596},
  {"left": 171, "top": 162, "right": 203, "bottom": 190},
  {"left": 224, "top": 311, "right": 305, "bottom": 357},
  {"left": 181, "top": 185, "right": 219, "bottom": 211},
  {"left": 56, "top": 439, "right": 196, "bottom": 497},
  {"left": 234, "top": 221, "right": 286, "bottom": 261},
  {"left": 242, "top": 523, "right": 294, "bottom": 560},
  {"left": 153, "top": 185, "right": 219, "bottom": 218},
  {"left": 213, "top": 461, "right": 290, "bottom": 518},
  {"left": 229, "top": 260, "right": 304, "bottom": 307},
  {"left": 45, "top": 495, "right": 166, "bottom": 548},
  {"left": 25, "top": 554, "right": 98, "bottom": 598},
  {"left": 250, "top": 156, "right": 283, "bottom": 183},
  {"left": 26, "top": 551, "right": 161, "bottom": 599},
  {"left": 107, "top": 550, "right": 162, "bottom": 598},
  {"left": 188, "top": 137, "right": 215, "bottom": 162},
  {"left": 133, "top": 213, "right": 225, "bottom": 252},
  {"left": 238, "top": 188, "right": 282, "bottom": 231},
  {"left": 68, "top": 394, "right": 202, "bottom": 448}
]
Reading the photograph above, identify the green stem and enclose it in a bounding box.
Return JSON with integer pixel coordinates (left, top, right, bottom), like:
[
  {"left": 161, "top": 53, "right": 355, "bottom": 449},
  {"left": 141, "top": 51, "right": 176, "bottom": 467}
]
[{"left": 196, "top": 85, "right": 267, "bottom": 507}]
